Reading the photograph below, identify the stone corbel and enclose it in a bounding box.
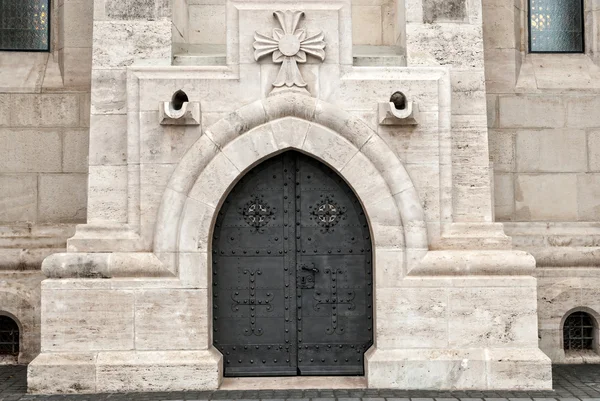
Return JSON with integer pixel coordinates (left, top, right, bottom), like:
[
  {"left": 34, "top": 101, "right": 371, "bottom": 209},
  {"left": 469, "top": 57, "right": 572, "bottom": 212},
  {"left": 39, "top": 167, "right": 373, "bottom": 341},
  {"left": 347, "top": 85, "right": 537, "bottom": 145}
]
[
  {"left": 378, "top": 92, "right": 419, "bottom": 125},
  {"left": 159, "top": 90, "right": 201, "bottom": 126}
]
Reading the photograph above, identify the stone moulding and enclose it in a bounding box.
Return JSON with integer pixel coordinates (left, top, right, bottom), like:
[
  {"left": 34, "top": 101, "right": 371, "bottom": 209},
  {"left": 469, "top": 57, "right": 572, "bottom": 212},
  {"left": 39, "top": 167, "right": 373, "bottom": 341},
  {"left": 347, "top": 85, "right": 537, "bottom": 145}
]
[
  {"left": 153, "top": 91, "right": 428, "bottom": 280},
  {"left": 410, "top": 250, "right": 536, "bottom": 276},
  {"left": 42, "top": 253, "right": 174, "bottom": 278}
]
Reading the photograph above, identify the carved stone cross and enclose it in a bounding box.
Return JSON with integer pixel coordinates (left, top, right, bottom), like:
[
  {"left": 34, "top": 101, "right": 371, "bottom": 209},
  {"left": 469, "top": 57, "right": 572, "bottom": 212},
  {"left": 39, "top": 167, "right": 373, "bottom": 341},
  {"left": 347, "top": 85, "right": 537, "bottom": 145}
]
[{"left": 253, "top": 10, "right": 326, "bottom": 92}]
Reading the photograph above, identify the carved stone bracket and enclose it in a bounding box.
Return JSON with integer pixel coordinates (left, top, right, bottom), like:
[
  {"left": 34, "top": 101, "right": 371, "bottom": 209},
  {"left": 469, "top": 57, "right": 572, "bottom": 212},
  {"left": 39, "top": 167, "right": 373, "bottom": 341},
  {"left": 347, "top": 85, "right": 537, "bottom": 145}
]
[{"left": 253, "top": 10, "right": 326, "bottom": 93}]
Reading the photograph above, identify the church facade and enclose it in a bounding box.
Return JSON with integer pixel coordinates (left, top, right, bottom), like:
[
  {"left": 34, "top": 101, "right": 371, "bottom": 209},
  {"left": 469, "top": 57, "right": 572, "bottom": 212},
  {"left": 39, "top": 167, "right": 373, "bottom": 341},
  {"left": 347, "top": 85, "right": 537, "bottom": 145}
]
[{"left": 0, "top": 0, "right": 598, "bottom": 393}]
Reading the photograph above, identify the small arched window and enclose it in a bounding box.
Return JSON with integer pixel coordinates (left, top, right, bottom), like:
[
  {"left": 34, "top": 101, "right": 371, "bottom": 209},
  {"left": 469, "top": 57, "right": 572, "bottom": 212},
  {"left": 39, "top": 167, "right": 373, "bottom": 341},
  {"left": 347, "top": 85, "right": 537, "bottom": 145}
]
[
  {"left": 563, "top": 311, "right": 595, "bottom": 351},
  {"left": 529, "top": 0, "right": 584, "bottom": 53},
  {"left": 0, "top": 0, "right": 50, "bottom": 51},
  {"left": 0, "top": 316, "right": 19, "bottom": 355}
]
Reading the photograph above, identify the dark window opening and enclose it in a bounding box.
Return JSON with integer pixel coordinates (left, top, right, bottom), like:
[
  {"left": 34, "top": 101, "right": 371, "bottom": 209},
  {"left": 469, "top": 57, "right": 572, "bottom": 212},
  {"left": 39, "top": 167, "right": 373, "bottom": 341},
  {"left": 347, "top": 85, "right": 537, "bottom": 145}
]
[
  {"left": 529, "top": 0, "right": 584, "bottom": 53},
  {"left": 0, "top": 0, "right": 50, "bottom": 51},
  {"left": 0, "top": 316, "right": 19, "bottom": 356},
  {"left": 564, "top": 311, "right": 595, "bottom": 351}
]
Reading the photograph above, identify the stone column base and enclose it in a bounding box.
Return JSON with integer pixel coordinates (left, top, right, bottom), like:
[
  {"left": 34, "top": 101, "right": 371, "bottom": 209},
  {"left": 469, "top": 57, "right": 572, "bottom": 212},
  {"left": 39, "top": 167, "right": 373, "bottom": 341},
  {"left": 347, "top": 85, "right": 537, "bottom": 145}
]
[
  {"left": 365, "top": 347, "right": 552, "bottom": 390},
  {"left": 28, "top": 349, "right": 222, "bottom": 394}
]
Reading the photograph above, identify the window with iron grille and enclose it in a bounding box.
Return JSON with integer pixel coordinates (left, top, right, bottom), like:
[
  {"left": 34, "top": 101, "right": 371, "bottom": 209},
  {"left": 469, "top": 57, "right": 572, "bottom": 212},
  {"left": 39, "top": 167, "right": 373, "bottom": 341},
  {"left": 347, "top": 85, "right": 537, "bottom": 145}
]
[
  {"left": 529, "top": 0, "right": 584, "bottom": 53},
  {"left": 0, "top": 316, "right": 19, "bottom": 356},
  {"left": 0, "top": 0, "right": 50, "bottom": 51},
  {"left": 563, "top": 311, "right": 595, "bottom": 351}
]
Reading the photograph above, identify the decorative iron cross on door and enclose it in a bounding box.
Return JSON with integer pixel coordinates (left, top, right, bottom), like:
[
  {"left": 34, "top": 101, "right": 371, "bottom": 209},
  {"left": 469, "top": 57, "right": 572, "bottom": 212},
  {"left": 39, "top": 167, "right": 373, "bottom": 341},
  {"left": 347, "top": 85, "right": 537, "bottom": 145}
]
[
  {"left": 231, "top": 269, "right": 274, "bottom": 336},
  {"left": 241, "top": 195, "right": 274, "bottom": 232},
  {"left": 313, "top": 268, "right": 356, "bottom": 335}
]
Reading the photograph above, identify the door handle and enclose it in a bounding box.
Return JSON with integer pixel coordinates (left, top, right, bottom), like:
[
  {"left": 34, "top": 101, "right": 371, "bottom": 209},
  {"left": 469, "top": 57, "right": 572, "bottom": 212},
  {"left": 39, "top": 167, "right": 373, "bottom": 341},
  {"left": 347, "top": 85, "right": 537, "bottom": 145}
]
[{"left": 301, "top": 264, "right": 319, "bottom": 273}]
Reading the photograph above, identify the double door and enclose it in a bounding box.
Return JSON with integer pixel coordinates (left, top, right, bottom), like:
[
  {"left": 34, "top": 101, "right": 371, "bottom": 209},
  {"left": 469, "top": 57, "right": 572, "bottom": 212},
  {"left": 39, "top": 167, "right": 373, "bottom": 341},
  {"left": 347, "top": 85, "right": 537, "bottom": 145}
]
[{"left": 212, "top": 151, "right": 373, "bottom": 376}]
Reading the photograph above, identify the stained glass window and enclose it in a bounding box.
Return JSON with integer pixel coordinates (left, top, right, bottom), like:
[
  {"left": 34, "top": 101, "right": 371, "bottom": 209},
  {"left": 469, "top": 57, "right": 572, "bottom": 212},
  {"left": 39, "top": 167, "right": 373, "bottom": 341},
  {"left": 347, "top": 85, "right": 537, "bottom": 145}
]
[
  {"left": 529, "top": 0, "right": 584, "bottom": 53},
  {"left": 0, "top": 0, "right": 50, "bottom": 51},
  {"left": 563, "top": 311, "right": 595, "bottom": 351}
]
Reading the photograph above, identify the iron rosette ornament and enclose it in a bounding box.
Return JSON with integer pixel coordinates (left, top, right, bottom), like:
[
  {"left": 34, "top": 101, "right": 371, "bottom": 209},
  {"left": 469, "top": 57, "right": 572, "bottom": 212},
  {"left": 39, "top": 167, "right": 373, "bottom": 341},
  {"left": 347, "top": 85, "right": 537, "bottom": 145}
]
[{"left": 253, "top": 10, "right": 326, "bottom": 91}]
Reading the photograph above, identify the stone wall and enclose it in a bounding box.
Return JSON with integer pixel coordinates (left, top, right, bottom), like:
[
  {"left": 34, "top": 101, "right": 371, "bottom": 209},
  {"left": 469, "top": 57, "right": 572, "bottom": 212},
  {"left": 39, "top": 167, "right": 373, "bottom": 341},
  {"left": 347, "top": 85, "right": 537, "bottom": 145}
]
[
  {"left": 482, "top": 0, "right": 600, "bottom": 363},
  {"left": 0, "top": 0, "right": 93, "bottom": 362}
]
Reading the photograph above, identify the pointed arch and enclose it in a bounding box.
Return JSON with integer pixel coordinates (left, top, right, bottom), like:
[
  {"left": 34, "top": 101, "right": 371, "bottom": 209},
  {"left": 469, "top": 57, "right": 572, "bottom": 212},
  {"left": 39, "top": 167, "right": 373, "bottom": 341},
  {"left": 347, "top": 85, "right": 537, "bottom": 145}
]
[{"left": 153, "top": 92, "right": 427, "bottom": 284}]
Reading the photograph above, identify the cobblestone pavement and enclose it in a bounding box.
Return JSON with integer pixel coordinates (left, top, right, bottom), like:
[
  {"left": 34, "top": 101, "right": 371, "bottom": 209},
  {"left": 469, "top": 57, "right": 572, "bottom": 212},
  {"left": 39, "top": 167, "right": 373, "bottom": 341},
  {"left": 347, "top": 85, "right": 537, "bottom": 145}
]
[{"left": 1, "top": 365, "right": 600, "bottom": 400}]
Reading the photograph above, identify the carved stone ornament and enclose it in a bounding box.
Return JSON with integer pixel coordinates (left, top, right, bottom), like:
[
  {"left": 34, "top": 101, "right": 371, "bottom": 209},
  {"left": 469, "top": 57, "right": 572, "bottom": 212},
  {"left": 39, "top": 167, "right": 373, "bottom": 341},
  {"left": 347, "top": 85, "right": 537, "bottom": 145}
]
[{"left": 253, "top": 10, "right": 326, "bottom": 91}]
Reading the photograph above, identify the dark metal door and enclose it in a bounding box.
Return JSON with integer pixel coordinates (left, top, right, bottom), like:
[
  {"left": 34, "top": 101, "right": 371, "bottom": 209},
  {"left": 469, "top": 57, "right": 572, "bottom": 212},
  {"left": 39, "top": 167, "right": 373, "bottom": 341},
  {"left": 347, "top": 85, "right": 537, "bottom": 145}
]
[{"left": 213, "top": 151, "right": 373, "bottom": 377}]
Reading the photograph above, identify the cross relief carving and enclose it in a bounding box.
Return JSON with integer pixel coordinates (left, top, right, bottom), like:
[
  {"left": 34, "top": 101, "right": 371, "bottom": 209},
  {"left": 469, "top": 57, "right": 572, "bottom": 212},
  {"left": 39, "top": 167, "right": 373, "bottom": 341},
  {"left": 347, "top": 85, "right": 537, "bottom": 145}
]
[{"left": 253, "top": 10, "right": 326, "bottom": 92}]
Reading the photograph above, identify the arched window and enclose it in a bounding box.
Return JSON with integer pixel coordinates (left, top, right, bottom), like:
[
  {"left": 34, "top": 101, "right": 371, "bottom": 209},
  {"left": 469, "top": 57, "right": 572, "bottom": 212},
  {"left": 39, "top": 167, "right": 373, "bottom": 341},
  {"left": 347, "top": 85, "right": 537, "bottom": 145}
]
[
  {"left": 563, "top": 311, "right": 595, "bottom": 351},
  {"left": 529, "top": 0, "right": 584, "bottom": 53},
  {"left": 0, "top": 316, "right": 19, "bottom": 355},
  {"left": 0, "top": 0, "right": 50, "bottom": 51}
]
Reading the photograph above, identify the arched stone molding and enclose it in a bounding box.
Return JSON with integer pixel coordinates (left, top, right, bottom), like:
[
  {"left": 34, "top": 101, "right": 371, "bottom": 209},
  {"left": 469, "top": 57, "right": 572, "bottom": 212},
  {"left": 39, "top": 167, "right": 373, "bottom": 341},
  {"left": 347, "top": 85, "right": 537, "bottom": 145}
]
[{"left": 153, "top": 92, "right": 428, "bottom": 286}]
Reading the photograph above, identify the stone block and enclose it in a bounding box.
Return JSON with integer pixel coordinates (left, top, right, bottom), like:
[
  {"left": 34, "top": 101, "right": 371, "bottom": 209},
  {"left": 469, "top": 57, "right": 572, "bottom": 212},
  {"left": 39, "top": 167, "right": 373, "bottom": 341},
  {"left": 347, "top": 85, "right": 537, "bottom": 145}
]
[
  {"left": 41, "top": 288, "right": 134, "bottom": 352},
  {"left": 89, "top": 114, "right": 127, "bottom": 166},
  {"left": 0, "top": 174, "right": 38, "bottom": 223},
  {"left": 448, "top": 286, "right": 538, "bottom": 348},
  {"left": 95, "top": 350, "right": 221, "bottom": 392},
  {"left": 352, "top": 6, "right": 382, "bottom": 45},
  {"left": 80, "top": 93, "right": 91, "bottom": 128},
  {"left": 87, "top": 165, "right": 128, "bottom": 223},
  {"left": 376, "top": 287, "right": 448, "bottom": 349},
  {"left": 90, "top": 69, "right": 127, "bottom": 115},
  {"left": 493, "top": 172, "right": 514, "bottom": 221},
  {"left": 62, "top": 0, "right": 94, "bottom": 48},
  {"left": 482, "top": 3, "right": 516, "bottom": 49},
  {"left": 406, "top": 23, "right": 483, "bottom": 68},
  {"left": 567, "top": 96, "right": 600, "bottom": 128},
  {"left": 92, "top": 20, "right": 171, "bottom": 68},
  {"left": 61, "top": 47, "right": 93, "bottom": 88},
  {"left": 486, "top": 348, "right": 552, "bottom": 390},
  {"left": 134, "top": 289, "right": 209, "bottom": 350},
  {"left": 488, "top": 129, "right": 514, "bottom": 172},
  {"left": 515, "top": 174, "right": 578, "bottom": 221},
  {"left": 499, "top": 95, "right": 566, "bottom": 129},
  {"left": 0, "top": 95, "right": 10, "bottom": 126},
  {"left": 38, "top": 174, "right": 88, "bottom": 223},
  {"left": 28, "top": 353, "right": 97, "bottom": 394},
  {"left": 0, "top": 53, "right": 47, "bottom": 93},
  {"left": 486, "top": 95, "right": 497, "bottom": 128},
  {"left": 451, "top": 69, "right": 487, "bottom": 115},
  {"left": 423, "top": 0, "right": 467, "bottom": 23},
  {"left": 577, "top": 173, "right": 600, "bottom": 220},
  {"left": 139, "top": 111, "right": 203, "bottom": 164},
  {"left": 516, "top": 129, "right": 587, "bottom": 173},
  {"left": 484, "top": 48, "right": 518, "bottom": 92},
  {"left": 366, "top": 348, "right": 487, "bottom": 389},
  {"left": 11, "top": 94, "right": 80, "bottom": 127},
  {"left": 63, "top": 129, "right": 89, "bottom": 173},
  {"left": 0, "top": 129, "right": 62, "bottom": 173},
  {"left": 591, "top": 131, "right": 600, "bottom": 172},
  {"left": 189, "top": 5, "right": 227, "bottom": 45},
  {"left": 106, "top": 0, "right": 156, "bottom": 20}
]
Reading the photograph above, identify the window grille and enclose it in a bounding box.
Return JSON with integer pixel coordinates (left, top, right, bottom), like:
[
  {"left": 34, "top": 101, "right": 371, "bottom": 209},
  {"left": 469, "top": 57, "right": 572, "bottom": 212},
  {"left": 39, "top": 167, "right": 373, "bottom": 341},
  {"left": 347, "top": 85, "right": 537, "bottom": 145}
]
[
  {"left": 0, "top": 0, "right": 50, "bottom": 51},
  {"left": 529, "top": 0, "right": 584, "bottom": 53},
  {"left": 563, "top": 311, "right": 595, "bottom": 351},
  {"left": 0, "top": 316, "right": 19, "bottom": 355}
]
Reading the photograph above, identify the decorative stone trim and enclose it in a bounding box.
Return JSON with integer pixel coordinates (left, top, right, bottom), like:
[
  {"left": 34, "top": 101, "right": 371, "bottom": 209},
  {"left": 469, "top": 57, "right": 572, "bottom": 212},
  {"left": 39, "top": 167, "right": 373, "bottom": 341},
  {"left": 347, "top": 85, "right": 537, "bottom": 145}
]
[
  {"left": 153, "top": 92, "right": 429, "bottom": 282},
  {"left": 253, "top": 10, "right": 326, "bottom": 92},
  {"left": 42, "top": 253, "right": 174, "bottom": 278}
]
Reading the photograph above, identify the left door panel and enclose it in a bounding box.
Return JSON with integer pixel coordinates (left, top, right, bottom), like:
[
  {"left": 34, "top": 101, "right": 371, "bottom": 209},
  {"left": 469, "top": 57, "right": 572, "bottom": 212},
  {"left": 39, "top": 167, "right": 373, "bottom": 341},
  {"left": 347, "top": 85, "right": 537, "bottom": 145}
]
[{"left": 213, "top": 154, "right": 298, "bottom": 376}]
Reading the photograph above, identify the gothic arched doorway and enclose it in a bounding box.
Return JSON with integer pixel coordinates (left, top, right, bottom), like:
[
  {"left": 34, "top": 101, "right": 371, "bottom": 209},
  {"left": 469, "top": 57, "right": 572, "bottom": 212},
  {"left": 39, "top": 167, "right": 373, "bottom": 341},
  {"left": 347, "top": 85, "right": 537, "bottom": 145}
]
[{"left": 212, "top": 151, "right": 373, "bottom": 377}]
